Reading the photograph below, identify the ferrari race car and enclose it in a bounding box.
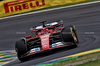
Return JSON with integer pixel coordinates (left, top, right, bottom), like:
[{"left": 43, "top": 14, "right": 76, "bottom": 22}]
[{"left": 15, "top": 20, "right": 79, "bottom": 62}]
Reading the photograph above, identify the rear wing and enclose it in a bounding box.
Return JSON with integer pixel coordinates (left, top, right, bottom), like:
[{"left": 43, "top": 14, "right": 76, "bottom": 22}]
[
  {"left": 46, "top": 20, "right": 63, "bottom": 26},
  {"left": 30, "top": 20, "right": 63, "bottom": 30}
]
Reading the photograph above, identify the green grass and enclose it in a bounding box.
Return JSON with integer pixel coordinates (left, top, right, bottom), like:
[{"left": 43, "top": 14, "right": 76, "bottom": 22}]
[
  {"left": 76, "top": 59, "right": 100, "bottom": 66},
  {"left": 51, "top": 51, "right": 100, "bottom": 66}
]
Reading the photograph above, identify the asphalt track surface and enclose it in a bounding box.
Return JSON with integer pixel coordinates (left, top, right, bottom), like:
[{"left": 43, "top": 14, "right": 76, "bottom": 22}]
[{"left": 1, "top": 3, "right": 100, "bottom": 66}]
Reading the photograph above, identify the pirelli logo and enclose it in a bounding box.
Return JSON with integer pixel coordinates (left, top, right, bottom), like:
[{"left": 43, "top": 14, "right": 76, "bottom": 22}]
[{"left": 4, "top": 0, "right": 45, "bottom": 13}]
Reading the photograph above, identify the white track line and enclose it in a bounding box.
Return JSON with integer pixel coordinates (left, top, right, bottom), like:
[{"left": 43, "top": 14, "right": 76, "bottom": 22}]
[
  {"left": 0, "top": 50, "right": 15, "bottom": 52},
  {"left": 0, "top": 1, "right": 100, "bottom": 20}
]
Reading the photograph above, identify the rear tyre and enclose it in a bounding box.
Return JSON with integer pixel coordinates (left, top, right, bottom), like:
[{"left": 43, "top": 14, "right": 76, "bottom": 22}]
[
  {"left": 61, "top": 26, "right": 78, "bottom": 47},
  {"left": 15, "top": 40, "right": 30, "bottom": 62}
]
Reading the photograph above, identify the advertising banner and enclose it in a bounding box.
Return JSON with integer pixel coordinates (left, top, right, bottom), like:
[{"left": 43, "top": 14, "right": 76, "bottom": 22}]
[{"left": 0, "top": 0, "right": 86, "bottom": 17}]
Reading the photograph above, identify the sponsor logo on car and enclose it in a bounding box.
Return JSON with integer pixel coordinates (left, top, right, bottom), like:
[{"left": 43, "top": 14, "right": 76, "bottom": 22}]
[
  {"left": 52, "top": 42, "right": 63, "bottom": 47},
  {"left": 30, "top": 47, "right": 40, "bottom": 53}
]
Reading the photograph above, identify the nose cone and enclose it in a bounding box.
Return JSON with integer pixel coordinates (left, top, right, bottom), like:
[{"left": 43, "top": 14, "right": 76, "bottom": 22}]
[{"left": 40, "top": 34, "right": 50, "bottom": 50}]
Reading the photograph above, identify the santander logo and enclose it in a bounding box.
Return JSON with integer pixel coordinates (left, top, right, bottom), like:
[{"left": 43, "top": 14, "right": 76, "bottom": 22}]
[{"left": 40, "top": 35, "right": 49, "bottom": 38}]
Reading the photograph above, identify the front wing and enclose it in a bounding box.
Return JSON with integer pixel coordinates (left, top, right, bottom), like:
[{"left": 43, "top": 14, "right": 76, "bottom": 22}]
[{"left": 20, "top": 42, "right": 74, "bottom": 58}]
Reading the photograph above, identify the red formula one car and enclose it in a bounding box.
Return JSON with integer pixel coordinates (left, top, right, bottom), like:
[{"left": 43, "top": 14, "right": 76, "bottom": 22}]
[{"left": 15, "top": 20, "right": 79, "bottom": 62}]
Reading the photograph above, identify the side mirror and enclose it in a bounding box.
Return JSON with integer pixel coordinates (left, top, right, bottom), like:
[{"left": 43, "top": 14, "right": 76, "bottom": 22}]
[
  {"left": 26, "top": 35, "right": 32, "bottom": 38},
  {"left": 58, "top": 27, "right": 63, "bottom": 30},
  {"left": 58, "top": 28, "right": 62, "bottom": 30}
]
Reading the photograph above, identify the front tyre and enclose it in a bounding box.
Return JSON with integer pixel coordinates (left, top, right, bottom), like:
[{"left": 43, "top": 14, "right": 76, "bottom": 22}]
[
  {"left": 15, "top": 40, "right": 30, "bottom": 62},
  {"left": 61, "top": 26, "right": 78, "bottom": 47}
]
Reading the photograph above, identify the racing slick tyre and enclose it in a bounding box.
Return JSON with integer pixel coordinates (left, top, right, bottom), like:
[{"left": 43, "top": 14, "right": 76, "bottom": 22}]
[
  {"left": 15, "top": 40, "right": 29, "bottom": 62},
  {"left": 61, "top": 26, "right": 78, "bottom": 47}
]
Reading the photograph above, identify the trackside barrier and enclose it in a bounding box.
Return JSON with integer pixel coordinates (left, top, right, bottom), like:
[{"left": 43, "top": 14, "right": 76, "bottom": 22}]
[{"left": 0, "top": 0, "right": 86, "bottom": 17}]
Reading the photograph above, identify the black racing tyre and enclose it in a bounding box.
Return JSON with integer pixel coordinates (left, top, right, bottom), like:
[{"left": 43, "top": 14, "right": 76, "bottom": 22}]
[
  {"left": 61, "top": 26, "right": 78, "bottom": 47},
  {"left": 15, "top": 40, "right": 29, "bottom": 62},
  {"left": 17, "top": 54, "right": 30, "bottom": 62},
  {"left": 15, "top": 40, "right": 27, "bottom": 54}
]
